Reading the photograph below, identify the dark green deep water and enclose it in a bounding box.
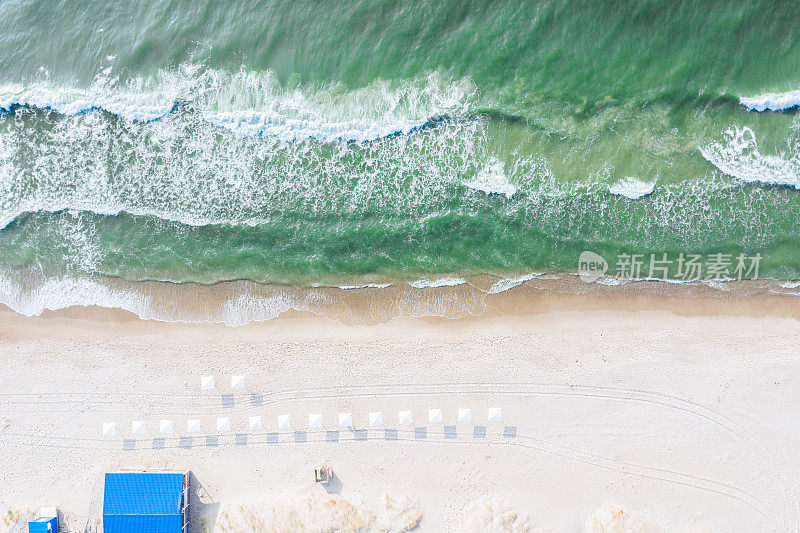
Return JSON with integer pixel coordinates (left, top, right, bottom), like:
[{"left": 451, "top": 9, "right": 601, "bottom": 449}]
[{"left": 1, "top": 0, "right": 799, "bottom": 293}]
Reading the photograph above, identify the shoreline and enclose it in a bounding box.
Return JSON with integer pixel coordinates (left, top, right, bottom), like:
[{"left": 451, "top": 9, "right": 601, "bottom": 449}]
[{"left": 2, "top": 269, "right": 800, "bottom": 326}]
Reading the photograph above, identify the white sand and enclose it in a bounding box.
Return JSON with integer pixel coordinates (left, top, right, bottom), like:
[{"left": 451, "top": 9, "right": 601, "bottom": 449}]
[{"left": 0, "top": 306, "right": 799, "bottom": 532}]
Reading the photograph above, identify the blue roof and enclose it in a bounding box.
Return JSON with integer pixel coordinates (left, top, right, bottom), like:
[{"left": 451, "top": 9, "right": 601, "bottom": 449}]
[
  {"left": 28, "top": 516, "right": 57, "bottom": 533},
  {"left": 103, "top": 472, "right": 184, "bottom": 533}
]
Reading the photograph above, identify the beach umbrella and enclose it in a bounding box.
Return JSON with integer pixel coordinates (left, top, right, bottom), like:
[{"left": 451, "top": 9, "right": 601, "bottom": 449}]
[
  {"left": 339, "top": 413, "right": 353, "bottom": 428},
  {"left": 428, "top": 409, "right": 442, "bottom": 424},
  {"left": 398, "top": 410, "right": 413, "bottom": 425},
  {"left": 369, "top": 412, "right": 383, "bottom": 427},
  {"left": 308, "top": 413, "right": 323, "bottom": 428},
  {"left": 201, "top": 376, "right": 215, "bottom": 391},
  {"left": 277, "top": 414, "right": 291, "bottom": 430},
  {"left": 249, "top": 416, "right": 263, "bottom": 431},
  {"left": 187, "top": 420, "right": 201, "bottom": 433},
  {"left": 102, "top": 422, "right": 117, "bottom": 436},
  {"left": 487, "top": 407, "right": 502, "bottom": 423},
  {"left": 458, "top": 408, "right": 472, "bottom": 424},
  {"left": 216, "top": 417, "right": 231, "bottom": 432},
  {"left": 230, "top": 375, "right": 244, "bottom": 390},
  {"left": 160, "top": 419, "right": 174, "bottom": 434},
  {"left": 131, "top": 420, "right": 147, "bottom": 436}
]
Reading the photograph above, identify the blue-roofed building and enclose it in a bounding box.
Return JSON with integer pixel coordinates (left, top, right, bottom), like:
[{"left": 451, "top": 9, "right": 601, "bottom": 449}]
[
  {"left": 102, "top": 471, "right": 189, "bottom": 533},
  {"left": 27, "top": 516, "right": 57, "bottom": 533}
]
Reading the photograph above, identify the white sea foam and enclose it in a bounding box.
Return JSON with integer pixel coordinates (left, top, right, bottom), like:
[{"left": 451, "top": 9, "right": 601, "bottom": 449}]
[
  {"left": 779, "top": 281, "right": 800, "bottom": 289},
  {"left": 59, "top": 212, "right": 102, "bottom": 274},
  {"left": 740, "top": 90, "right": 800, "bottom": 112},
  {"left": 0, "top": 83, "right": 177, "bottom": 122},
  {"left": 488, "top": 273, "right": 542, "bottom": 294},
  {"left": 204, "top": 110, "right": 433, "bottom": 143},
  {"left": 703, "top": 279, "right": 732, "bottom": 292},
  {"left": 770, "top": 287, "right": 800, "bottom": 296},
  {"left": 700, "top": 126, "right": 800, "bottom": 188},
  {"left": 409, "top": 277, "right": 467, "bottom": 288},
  {"left": 0, "top": 271, "right": 316, "bottom": 326},
  {"left": 609, "top": 177, "right": 656, "bottom": 199},
  {"left": 463, "top": 157, "right": 517, "bottom": 198},
  {"left": 0, "top": 100, "right": 490, "bottom": 230},
  {"left": 0, "top": 66, "right": 474, "bottom": 143},
  {"left": 219, "top": 292, "right": 299, "bottom": 326},
  {"left": 0, "top": 273, "right": 155, "bottom": 320},
  {"left": 596, "top": 276, "right": 627, "bottom": 286},
  {"left": 200, "top": 68, "right": 473, "bottom": 142},
  {"left": 337, "top": 283, "right": 393, "bottom": 290},
  {"left": 0, "top": 269, "right": 489, "bottom": 326}
]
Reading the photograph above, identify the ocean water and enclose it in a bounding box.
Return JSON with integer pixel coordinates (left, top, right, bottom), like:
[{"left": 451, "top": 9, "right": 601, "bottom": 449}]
[{"left": 1, "top": 0, "right": 799, "bottom": 321}]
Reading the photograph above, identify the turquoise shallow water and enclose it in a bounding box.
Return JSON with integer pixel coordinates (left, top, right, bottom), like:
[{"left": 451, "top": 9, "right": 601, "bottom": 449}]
[{"left": 0, "top": 0, "right": 799, "bottom": 302}]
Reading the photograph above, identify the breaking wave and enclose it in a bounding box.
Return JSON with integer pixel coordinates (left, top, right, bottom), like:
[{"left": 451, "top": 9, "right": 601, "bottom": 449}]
[
  {"left": 0, "top": 269, "right": 493, "bottom": 326},
  {"left": 409, "top": 277, "right": 467, "bottom": 288},
  {"left": 336, "top": 283, "right": 394, "bottom": 290},
  {"left": 700, "top": 126, "right": 800, "bottom": 188},
  {"left": 609, "top": 177, "right": 656, "bottom": 199},
  {"left": 0, "top": 64, "right": 474, "bottom": 143},
  {"left": 463, "top": 156, "right": 517, "bottom": 198},
  {"left": 740, "top": 90, "right": 800, "bottom": 112},
  {"left": 0, "top": 83, "right": 177, "bottom": 122},
  {"left": 487, "top": 273, "right": 542, "bottom": 294},
  {"left": 0, "top": 106, "right": 491, "bottom": 230}
]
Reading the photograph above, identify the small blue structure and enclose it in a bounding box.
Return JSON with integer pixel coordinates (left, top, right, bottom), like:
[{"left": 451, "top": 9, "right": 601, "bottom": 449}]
[
  {"left": 27, "top": 516, "right": 57, "bottom": 533},
  {"left": 102, "top": 471, "right": 189, "bottom": 533}
]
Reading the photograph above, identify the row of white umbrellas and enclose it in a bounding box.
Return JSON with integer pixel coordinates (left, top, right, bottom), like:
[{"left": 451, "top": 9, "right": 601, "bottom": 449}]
[{"left": 102, "top": 408, "right": 502, "bottom": 436}]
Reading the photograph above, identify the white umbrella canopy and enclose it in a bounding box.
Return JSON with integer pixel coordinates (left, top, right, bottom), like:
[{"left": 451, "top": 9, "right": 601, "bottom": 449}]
[
  {"left": 200, "top": 376, "right": 215, "bottom": 391},
  {"left": 187, "top": 420, "right": 201, "bottom": 433},
  {"left": 160, "top": 420, "right": 174, "bottom": 434},
  {"left": 131, "top": 420, "right": 147, "bottom": 436},
  {"left": 398, "top": 410, "right": 413, "bottom": 425},
  {"left": 102, "top": 422, "right": 117, "bottom": 436},
  {"left": 458, "top": 408, "right": 472, "bottom": 423},
  {"left": 428, "top": 409, "right": 442, "bottom": 424},
  {"left": 369, "top": 412, "right": 383, "bottom": 427},
  {"left": 277, "top": 414, "right": 291, "bottom": 430},
  {"left": 308, "top": 413, "right": 323, "bottom": 428},
  {"left": 339, "top": 413, "right": 353, "bottom": 427},
  {"left": 249, "top": 416, "right": 263, "bottom": 431},
  {"left": 216, "top": 417, "right": 231, "bottom": 432},
  {"left": 487, "top": 407, "right": 502, "bottom": 423},
  {"left": 230, "top": 375, "right": 244, "bottom": 390}
]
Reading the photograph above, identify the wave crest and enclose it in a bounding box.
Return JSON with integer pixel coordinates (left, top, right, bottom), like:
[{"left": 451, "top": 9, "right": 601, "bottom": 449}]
[
  {"left": 609, "top": 177, "right": 656, "bottom": 199},
  {"left": 740, "top": 90, "right": 800, "bottom": 112},
  {"left": 0, "top": 65, "right": 475, "bottom": 143},
  {"left": 463, "top": 157, "right": 517, "bottom": 199},
  {"left": 700, "top": 126, "right": 800, "bottom": 188}
]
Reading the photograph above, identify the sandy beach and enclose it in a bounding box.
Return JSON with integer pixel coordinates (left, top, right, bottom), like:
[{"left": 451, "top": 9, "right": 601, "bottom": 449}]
[
  {"left": 3, "top": 2, "right": 800, "bottom": 531},
  {"left": 2, "top": 292, "right": 799, "bottom": 532}
]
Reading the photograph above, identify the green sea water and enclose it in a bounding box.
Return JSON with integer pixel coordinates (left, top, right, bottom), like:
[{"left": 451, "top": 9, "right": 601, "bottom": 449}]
[{"left": 1, "top": 0, "right": 799, "bottom": 301}]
